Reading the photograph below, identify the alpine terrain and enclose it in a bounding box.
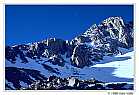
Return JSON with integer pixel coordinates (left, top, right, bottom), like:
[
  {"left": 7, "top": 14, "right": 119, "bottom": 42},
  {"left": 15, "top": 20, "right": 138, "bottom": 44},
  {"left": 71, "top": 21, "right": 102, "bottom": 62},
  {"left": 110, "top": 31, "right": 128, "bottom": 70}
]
[{"left": 5, "top": 17, "right": 134, "bottom": 90}]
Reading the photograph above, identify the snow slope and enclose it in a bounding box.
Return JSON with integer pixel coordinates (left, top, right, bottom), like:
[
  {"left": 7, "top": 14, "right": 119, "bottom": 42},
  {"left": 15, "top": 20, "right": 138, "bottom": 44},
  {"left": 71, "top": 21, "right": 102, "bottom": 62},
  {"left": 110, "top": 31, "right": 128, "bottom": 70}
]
[
  {"left": 89, "top": 50, "right": 134, "bottom": 82},
  {"left": 6, "top": 49, "right": 134, "bottom": 83}
]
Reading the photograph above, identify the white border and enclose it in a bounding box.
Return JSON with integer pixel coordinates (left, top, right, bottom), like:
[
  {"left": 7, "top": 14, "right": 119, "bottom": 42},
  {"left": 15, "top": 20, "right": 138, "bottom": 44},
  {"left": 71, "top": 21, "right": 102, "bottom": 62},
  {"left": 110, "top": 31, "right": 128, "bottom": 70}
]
[
  {"left": 4, "top": 0, "right": 136, "bottom": 5},
  {"left": 134, "top": 1, "right": 139, "bottom": 95},
  {"left": 1, "top": 0, "right": 138, "bottom": 95},
  {"left": 0, "top": 2, "right": 4, "bottom": 93}
]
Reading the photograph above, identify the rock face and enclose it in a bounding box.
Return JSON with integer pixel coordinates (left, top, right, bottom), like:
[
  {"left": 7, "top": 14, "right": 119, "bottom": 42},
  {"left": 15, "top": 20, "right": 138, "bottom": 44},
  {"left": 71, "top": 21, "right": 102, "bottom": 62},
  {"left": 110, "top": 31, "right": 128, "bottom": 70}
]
[
  {"left": 6, "top": 38, "right": 70, "bottom": 66},
  {"left": 44, "top": 38, "right": 67, "bottom": 56},
  {"left": 71, "top": 44, "right": 103, "bottom": 68}
]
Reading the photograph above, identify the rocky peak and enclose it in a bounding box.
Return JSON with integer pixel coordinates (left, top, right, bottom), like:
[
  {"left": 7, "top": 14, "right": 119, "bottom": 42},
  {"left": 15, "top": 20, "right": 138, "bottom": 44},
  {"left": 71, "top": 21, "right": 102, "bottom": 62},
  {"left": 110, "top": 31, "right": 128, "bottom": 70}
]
[{"left": 69, "top": 17, "right": 133, "bottom": 68}]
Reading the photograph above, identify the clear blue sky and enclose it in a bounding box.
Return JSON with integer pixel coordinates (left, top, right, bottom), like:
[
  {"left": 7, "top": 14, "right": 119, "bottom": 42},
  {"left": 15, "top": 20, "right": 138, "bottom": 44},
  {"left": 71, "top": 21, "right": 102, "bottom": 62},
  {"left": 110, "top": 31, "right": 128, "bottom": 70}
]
[{"left": 5, "top": 5, "right": 133, "bottom": 46}]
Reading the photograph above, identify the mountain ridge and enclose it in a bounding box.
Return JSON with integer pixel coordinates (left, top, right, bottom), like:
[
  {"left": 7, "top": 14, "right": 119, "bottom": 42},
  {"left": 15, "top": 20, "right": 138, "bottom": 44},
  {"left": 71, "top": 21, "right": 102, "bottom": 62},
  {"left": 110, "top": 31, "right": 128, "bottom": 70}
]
[
  {"left": 6, "top": 16, "right": 133, "bottom": 68},
  {"left": 5, "top": 16, "right": 134, "bottom": 90}
]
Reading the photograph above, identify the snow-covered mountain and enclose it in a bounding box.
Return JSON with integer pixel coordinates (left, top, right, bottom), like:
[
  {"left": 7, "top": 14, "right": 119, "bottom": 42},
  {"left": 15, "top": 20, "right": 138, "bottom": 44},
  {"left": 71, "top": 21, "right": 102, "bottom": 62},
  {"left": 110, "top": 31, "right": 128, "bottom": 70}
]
[{"left": 5, "top": 17, "right": 134, "bottom": 90}]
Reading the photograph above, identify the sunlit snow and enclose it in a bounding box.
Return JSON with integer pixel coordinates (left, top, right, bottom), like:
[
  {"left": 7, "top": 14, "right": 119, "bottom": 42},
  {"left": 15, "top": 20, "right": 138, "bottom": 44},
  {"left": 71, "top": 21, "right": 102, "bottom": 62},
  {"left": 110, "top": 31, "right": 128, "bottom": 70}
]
[{"left": 91, "top": 51, "right": 134, "bottom": 79}]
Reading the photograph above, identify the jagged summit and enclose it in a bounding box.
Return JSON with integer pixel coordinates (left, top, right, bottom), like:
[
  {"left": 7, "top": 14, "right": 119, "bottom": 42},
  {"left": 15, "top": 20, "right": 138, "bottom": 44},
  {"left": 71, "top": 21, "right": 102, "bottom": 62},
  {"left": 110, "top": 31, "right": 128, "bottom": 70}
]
[
  {"left": 85, "top": 17, "right": 124, "bottom": 33},
  {"left": 73, "top": 16, "right": 133, "bottom": 46}
]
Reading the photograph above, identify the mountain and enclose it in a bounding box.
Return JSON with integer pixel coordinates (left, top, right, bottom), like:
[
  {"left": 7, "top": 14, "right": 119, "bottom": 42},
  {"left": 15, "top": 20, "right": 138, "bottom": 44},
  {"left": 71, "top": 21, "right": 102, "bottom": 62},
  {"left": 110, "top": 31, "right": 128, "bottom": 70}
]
[{"left": 5, "top": 17, "right": 134, "bottom": 90}]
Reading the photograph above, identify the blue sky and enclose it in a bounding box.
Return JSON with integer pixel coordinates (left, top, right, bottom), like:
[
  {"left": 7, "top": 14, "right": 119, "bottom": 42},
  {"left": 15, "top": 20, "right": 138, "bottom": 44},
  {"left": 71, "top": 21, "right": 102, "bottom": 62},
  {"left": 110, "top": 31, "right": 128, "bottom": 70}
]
[{"left": 5, "top": 5, "right": 133, "bottom": 46}]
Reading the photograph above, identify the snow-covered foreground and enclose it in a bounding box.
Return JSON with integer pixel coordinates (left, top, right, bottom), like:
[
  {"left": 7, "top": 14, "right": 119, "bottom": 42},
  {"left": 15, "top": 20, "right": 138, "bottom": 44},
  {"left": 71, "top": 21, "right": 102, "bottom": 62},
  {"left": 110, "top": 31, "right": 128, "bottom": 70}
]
[{"left": 6, "top": 50, "right": 134, "bottom": 84}]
